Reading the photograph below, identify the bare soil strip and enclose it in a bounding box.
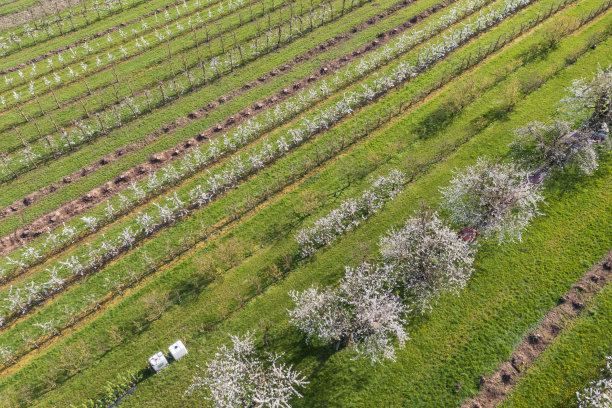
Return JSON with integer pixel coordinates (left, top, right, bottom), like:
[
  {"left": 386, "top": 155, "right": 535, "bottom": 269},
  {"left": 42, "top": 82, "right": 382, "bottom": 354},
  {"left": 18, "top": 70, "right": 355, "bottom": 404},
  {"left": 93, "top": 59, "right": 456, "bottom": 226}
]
[
  {"left": 0, "top": 0, "right": 452, "bottom": 256},
  {"left": 461, "top": 250, "right": 612, "bottom": 408},
  {"left": 0, "top": 0, "right": 74, "bottom": 30}
]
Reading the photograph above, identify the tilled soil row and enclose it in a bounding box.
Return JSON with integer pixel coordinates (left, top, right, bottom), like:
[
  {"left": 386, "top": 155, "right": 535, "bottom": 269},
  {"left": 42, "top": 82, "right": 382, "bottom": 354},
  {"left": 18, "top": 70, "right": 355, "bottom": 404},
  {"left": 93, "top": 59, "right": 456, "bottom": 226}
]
[
  {"left": 0, "top": 3, "right": 577, "bottom": 375},
  {"left": 0, "top": 0, "right": 359, "bottom": 222},
  {"left": 0, "top": 61, "right": 472, "bottom": 373},
  {"left": 0, "top": 0, "right": 199, "bottom": 74},
  {"left": 461, "top": 251, "right": 612, "bottom": 408},
  {"left": 0, "top": 0, "right": 453, "bottom": 257}
]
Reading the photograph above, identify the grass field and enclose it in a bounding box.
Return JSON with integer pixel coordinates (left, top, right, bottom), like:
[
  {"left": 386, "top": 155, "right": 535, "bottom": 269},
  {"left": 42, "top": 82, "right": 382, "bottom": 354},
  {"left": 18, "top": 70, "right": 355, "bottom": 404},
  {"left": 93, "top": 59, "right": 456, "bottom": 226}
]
[{"left": 0, "top": 0, "right": 610, "bottom": 405}]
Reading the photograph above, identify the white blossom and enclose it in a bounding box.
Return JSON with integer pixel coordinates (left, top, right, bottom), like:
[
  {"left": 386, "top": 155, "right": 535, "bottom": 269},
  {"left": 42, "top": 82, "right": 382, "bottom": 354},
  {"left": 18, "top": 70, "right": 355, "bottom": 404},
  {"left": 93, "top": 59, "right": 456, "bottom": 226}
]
[
  {"left": 289, "top": 263, "right": 408, "bottom": 363},
  {"left": 130, "top": 181, "right": 146, "bottom": 201},
  {"left": 136, "top": 212, "right": 156, "bottom": 235},
  {"left": 119, "top": 226, "right": 136, "bottom": 248},
  {"left": 577, "top": 356, "right": 612, "bottom": 408},
  {"left": 560, "top": 66, "right": 612, "bottom": 128},
  {"left": 59, "top": 255, "right": 84, "bottom": 276},
  {"left": 379, "top": 209, "right": 474, "bottom": 312},
  {"left": 4, "top": 286, "right": 27, "bottom": 314},
  {"left": 512, "top": 121, "right": 600, "bottom": 175},
  {"left": 105, "top": 201, "right": 116, "bottom": 218},
  {"left": 295, "top": 170, "right": 405, "bottom": 257},
  {"left": 440, "top": 157, "right": 544, "bottom": 244},
  {"left": 33, "top": 319, "right": 57, "bottom": 335},
  {"left": 185, "top": 333, "right": 308, "bottom": 407},
  {"left": 81, "top": 216, "right": 98, "bottom": 230},
  {"left": 154, "top": 203, "right": 175, "bottom": 224}
]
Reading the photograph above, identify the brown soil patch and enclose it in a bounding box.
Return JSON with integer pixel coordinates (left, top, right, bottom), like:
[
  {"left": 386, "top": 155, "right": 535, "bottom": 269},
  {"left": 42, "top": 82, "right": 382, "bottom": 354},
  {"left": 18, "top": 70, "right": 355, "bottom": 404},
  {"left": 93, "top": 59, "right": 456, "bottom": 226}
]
[
  {"left": 461, "top": 251, "right": 612, "bottom": 408},
  {"left": 0, "top": 0, "right": 73, "bottom": 30},
  {"left": 0, "top": 0, "right": 454, "bottom": 258}
]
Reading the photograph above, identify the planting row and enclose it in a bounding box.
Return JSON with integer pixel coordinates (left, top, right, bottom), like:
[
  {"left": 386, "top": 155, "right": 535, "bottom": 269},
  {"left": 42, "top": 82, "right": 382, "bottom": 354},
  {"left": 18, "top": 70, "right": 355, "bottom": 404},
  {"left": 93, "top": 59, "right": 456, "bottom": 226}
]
[
  {"left": 3, "top": 12, "right": 608, "bottom": 404},
  {"left": 0, "top": 0, "right": 292, "bottom": 109},
  {"left": 0, "top": 0, "right": 485, "bottom": 271},
  {"left": 0, "top": 0, "right": 348, "bottom": 182},
  {"left": 0, "top": 0, "right": 536, "bottom": 315},
  {"left": 0, "top": 0, "right": 330, "bottom": 150},
  {"left": 0, "top": 0, "right": 257, "bottom": 88},
  {"left": 0, "top": 0, "right": 592, "bottom": 370},
  {"left": 0, "top": 0, "right": 172, "bottom": 56}
]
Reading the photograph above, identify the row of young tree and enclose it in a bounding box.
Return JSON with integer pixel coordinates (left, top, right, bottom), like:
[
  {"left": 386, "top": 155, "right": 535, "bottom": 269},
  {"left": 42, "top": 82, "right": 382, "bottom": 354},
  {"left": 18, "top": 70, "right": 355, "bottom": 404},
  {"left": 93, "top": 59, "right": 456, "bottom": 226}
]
[
  {"left": 0, "top": 0, "right": 339, "bottom": 181},
  {"left": 4, "top": 1, "right": 506, "bottom": 290},
  {"left": 0, "top": 0, "right": 604, "bottom": 364},
  {"left": 0, "top": 0, "right": 529, "bottom": 181},
  {"left": 0, "top": 0, "right": 251, "bottom": 101},
  {"left": 0, "top": 0, "right": 543, "bottom": 280},
  {"left": 184, "top": 67, "right": 610, "bottom": 407},
  {"left": 294, "top": 169, "right": 405, "bottom": 257}
]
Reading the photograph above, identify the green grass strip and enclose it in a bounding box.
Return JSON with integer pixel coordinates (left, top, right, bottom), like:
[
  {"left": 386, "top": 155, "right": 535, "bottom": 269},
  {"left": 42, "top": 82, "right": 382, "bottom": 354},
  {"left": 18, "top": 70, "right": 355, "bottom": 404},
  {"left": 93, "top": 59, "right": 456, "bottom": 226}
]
[{"left": 500, "top": 283, "right": 612, "bottom": 408}]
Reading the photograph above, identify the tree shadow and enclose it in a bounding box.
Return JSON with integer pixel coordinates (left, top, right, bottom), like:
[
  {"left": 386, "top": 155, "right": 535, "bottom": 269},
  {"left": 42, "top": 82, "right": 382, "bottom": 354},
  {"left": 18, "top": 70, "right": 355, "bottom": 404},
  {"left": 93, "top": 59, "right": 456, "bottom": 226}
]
[{"left": 415, "top": 105, "right": 457, "bottom": 139}]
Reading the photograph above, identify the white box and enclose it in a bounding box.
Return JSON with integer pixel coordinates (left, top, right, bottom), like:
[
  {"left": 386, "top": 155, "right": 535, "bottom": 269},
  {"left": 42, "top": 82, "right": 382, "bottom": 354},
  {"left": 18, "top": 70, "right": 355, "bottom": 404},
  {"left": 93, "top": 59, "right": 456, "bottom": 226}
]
[
  {"left": 148, "top": 351, "right": 169, "bottom": 372},
  {"left": 168, "top": 340, "right": 188, "bottom": 361}
]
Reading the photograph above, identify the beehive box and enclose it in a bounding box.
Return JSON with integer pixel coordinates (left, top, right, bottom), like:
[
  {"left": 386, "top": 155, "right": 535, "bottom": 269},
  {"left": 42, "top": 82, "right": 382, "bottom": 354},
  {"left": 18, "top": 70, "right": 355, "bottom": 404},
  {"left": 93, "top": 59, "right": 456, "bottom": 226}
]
[{"left": 168, "top": 340, "right": 188, "bottom": 361}]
